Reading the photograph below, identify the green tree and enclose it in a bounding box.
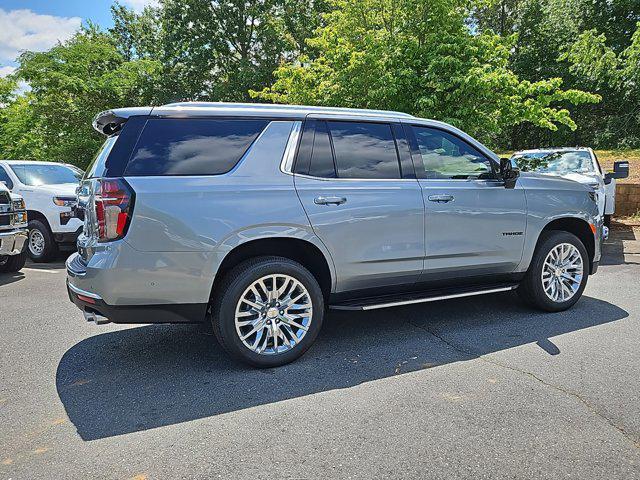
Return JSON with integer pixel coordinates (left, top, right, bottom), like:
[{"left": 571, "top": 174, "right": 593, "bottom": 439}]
[
  {"left": 253, "top": 0, "right": 598, "bottom": 146},
  {"left": 0, "top": 27, "right": 161, "bottom": 168},
  {"left": 563, "top": 23, "right": 640, "bottom": 147}
]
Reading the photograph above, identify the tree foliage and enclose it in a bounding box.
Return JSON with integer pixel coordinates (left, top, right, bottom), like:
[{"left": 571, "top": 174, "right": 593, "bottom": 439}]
[
  {"left": 0, "top": 0, "right": 637, "bottom": 167},
  {"left": 253, "top": 0, "right": 598, "bottom": 145}
]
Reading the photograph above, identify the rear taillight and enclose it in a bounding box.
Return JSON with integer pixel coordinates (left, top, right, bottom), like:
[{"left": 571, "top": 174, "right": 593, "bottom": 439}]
[{"left": 94, "top": 178, "right": 134, "bottom": 242}]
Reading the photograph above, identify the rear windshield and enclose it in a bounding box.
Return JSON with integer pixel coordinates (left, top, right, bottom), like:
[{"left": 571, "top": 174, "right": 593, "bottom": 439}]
[
  {"left": 124, "top": 118, "right": 268, "bottom": 176},
  {"left": 10, "top": 164, "right": 83, "bottom": 186},
  {"left": 85, "top": 135, "right": 118, "bottom": 179}
]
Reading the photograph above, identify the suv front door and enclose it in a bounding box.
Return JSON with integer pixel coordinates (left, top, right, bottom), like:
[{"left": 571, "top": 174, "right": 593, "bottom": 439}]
[
  {"left": 406, "top": 125, "right": 526, "bottom": 282},
  {"left": 294, "top": 119, "right": 424, "bottom": 293}
]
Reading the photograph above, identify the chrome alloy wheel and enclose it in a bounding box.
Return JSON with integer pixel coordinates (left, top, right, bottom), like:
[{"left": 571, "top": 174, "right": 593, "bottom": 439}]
[
  {"left": 235, "top": 274, "right": 313, "bottom": 355},
  {"left": 28, "top": 229, "right": 45, "bottom": 256},
  {"left": 541, "top": 243, "right": 584, "bottom": 303}
]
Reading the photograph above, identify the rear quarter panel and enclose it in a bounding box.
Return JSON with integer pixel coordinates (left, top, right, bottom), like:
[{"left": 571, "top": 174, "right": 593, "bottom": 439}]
[{"left": 120, "top": 121, "right": 335, "bottom": 302}]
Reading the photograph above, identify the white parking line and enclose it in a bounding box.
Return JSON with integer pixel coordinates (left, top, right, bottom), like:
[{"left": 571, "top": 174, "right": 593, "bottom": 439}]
[{"left": 22, "top": 268, "right": 61, "bottom": 274}]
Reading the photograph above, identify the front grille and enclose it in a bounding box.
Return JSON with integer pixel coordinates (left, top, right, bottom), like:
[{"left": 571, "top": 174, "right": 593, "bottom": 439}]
[
  {"left": 0, "top": 214, "right": 10, "bottom": 226},
  {"left": 0, "top": 192, "right": 9, "bottom": 205}
]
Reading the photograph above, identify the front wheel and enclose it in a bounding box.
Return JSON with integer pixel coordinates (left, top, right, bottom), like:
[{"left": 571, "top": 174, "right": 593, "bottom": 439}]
[
  {"left": 211, "top": 256, "right": 325, "bottom": 367},
  {"left": 518, "top": 231, "right": 588, "bottom": 312},
  {"left": 27, "top": 219, "right": 58, "bottom": 262},
  {"left": 0, "top": 252, "right": 27, "bottom": 273}
]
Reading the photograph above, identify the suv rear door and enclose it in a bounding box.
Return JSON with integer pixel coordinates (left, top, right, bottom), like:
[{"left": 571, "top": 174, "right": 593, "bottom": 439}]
[
  {"left": 406, "top": 124, "right": 526, "bottom": 282},
  {"left": 293, "top": 118, "right": 424, "bottom": 293}
]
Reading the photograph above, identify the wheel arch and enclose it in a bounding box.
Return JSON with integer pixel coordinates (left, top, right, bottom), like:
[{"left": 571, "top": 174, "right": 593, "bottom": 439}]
[
  {"left": 210, "top": 236, "right": 335, "bottom": 303},
  {"left": 27, "top": 210, "right": 52, "bottom": 232},
  {"left": 537, "top": 217, "right": 595, "bottom": 273}
]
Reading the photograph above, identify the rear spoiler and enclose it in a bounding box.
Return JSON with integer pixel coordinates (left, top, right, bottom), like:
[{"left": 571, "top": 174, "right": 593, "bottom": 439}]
[{"left": 92, "top": 107, "right": 153, "bottom": 135}]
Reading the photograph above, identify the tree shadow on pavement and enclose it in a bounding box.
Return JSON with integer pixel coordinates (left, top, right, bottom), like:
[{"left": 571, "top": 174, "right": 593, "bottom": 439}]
[{"left": 56, "top": 292, "right": 628, "bottom": 441}]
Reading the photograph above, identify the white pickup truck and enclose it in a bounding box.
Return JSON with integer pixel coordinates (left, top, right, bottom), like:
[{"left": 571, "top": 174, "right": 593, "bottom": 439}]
[
  {"left": 0, "top": 181, "right": 28, "bottom": 273},
  {"left": 511, "top": 148, "right": 630, "bottom": 226},
  {"left": 0, "top": 161, "right": 83, "bottom": 261}
]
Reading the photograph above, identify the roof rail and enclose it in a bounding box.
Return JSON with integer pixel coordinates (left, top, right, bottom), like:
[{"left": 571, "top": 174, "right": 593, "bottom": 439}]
[{"left": 160, "top": 101, "right": 415, "bottom": 118}]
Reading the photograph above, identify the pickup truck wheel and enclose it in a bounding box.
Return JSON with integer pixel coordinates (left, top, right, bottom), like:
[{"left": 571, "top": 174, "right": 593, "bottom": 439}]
[
  {"left": 27, "top": 219, "right": 58, "bottom": 262},
  {"left": 0, "top": 251, "right": 27, "bottom": 273},
  {"left": 211, "top": 256, "right": 324, "bottom": 368},
  {"left": 518, "top": 231, "right": 588, "bottom": 312}
]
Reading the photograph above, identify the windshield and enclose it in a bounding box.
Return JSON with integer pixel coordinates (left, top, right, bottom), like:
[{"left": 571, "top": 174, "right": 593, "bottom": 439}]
[
  {"left": 512, "top": 150, "right": 595, "bottom": 175},
  {"left": 10, "top": 164, "right": 83, "bottom": 186}
]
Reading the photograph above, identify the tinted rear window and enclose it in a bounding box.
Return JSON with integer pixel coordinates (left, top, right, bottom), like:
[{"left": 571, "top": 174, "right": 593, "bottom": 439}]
[{"left": 125, "top": 118, "right": 267, "bottom": 176}]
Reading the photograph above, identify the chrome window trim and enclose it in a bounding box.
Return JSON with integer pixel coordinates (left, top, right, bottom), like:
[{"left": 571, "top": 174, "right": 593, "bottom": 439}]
[
  {"left": 293, "top": 173, "right": 418, "bottom": 183},
  {"left": 280, "top": 121, "right": 302, "bottom": 174}
]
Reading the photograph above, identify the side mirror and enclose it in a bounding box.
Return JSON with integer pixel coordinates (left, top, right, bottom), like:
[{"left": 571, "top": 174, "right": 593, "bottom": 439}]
[
  {"left": 500, "top": 157, "right": 520, "bottom": 189},
  {"left": 612, "top": 161, "right": 629, "bottom": 179}
]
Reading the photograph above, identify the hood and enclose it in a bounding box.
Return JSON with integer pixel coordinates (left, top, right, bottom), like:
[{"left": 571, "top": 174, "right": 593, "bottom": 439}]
[
  {"left": 0, "top": 181, "right": 8, "bottom": 193},
  {"left": 536, "top": 171, "right": 602, "bottom": 189},
  {"left": 27, "top": 183, "right": 79, "bottom": 196},
  {"left": 518, "top": 171, "right": 593, "bottom": 192}
]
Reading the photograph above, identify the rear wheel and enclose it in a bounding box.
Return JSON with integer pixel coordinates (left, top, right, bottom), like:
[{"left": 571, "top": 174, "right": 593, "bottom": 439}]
[
  {"left": 211, "top": 256, "right": 324, "bottom": 367},
  {"left": 27, "top": 219, "right": 58, "bottom": 262},
  {"left": 0, "top": 252, "right": 27, "bottom": 273},
  {"left": 518, "top": 231, "right": 588, "bottom": 312}
]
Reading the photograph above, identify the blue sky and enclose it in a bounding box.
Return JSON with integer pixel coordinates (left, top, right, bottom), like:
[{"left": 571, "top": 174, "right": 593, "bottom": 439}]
[{"left": 0, "top": 0, "right": 154, "bottom": 76}]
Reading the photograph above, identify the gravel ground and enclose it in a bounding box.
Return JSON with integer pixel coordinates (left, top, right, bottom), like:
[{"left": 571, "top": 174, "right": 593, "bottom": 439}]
[{"left": 1, "top": 237, "right": 639, "bottom": 479}]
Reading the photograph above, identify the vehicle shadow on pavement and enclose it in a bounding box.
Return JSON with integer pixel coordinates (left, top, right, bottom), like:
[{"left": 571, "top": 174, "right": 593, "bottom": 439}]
[
  {"left": 0, "top": 271, "right": 25, "bottom": 286},
  {"left": 56, "top": 293, "right": 628, "bottom": 441}
]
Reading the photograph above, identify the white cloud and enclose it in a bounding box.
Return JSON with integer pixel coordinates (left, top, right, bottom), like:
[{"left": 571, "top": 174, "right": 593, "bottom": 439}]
[
  {"left": 121, "top": 0, "right": 160, "bottom": 12},
  {"left": 0, "top": 9, "right": 81, "bottom": 63},
  {"left": 0, "top": 65, "right": 16, "bottom": 77}
]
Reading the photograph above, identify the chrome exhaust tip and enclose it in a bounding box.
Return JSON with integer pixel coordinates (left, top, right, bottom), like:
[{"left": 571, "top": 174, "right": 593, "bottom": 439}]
[{"left": 82, "top": 309, "right": 111, "bottom": 325}]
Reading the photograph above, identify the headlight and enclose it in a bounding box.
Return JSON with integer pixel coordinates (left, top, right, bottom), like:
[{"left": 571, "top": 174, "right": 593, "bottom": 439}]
[
  {"left": 53, "top": 196, "right": 77, "bottom": 207},
  {"left": 12, "top": 198, "right": 25, "bottom": 211}
]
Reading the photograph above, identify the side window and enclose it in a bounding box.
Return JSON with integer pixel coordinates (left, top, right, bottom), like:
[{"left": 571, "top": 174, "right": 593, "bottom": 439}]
[
  {"left": 309, "top": 121, "right": 336, "bottom": 178},
  {"left": 327, "top": 121, "right": 400, "bottom": 179},
  {"left": 125, "top": 118, "right": 268, "bottom": 176},
  {"left": 410, "top": 126, "right": 494, "bottom": 180},
  {"left": 0, "top": 166, "right": 13, "bottom": 189}
]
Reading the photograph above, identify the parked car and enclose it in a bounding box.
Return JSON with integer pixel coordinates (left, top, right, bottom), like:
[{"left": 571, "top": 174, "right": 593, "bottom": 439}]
[
  {"left": 0, "top": 181, "right": 28, "bottom": 273},
  {"left": 511, "top": 147, "right": 629, "bottom": 226},
  {"left": 67, "top": 103, "right": 604, "bottom": 367},
  {"left": 0, "top": 160, "right": 84, "bottom": 261}
]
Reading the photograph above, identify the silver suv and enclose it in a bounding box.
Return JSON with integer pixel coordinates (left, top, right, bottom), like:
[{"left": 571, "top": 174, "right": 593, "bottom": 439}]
[{"left": 66, "top": 103, "right": 603, "bottom": 367}]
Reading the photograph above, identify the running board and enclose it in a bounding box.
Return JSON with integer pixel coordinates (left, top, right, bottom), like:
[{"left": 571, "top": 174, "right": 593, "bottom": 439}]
[{"left": 329, "top": 284, "right": 519, "bottom": 311}]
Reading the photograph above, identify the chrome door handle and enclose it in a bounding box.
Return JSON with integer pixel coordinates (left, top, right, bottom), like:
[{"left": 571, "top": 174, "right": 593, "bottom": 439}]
[
  {"left": 314, "top": 196, "right": 347, "bottom": 205},
  {"left": 428, "top": 194, "right": 454, "bottom": 203}
]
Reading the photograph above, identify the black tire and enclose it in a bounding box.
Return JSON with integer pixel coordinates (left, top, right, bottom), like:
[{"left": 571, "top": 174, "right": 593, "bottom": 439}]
[
  {"left": 211, "top": 256, "right": 325, "bottom": 368},
  {"left": 27, "top": 219, "right": 58, "bottom": 262},
  {"left": 518, "top": 230, "right": 589, "bottom": 312},
  {"left": 604, "top": 214, "right": 611, "bottom": 227},
  {"left": 0, "top": 251, "right": 27, "bottom": 273}
]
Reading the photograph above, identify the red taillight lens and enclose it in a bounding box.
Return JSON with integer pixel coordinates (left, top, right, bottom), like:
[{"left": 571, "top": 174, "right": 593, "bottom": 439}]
[{"left": 95, "top": 178, "right": 134, "bottom": 242}]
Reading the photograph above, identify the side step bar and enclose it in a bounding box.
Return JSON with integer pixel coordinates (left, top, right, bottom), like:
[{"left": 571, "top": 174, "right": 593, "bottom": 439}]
[{"left": 330, "top": 284, "right": 518, "bottom": 311}]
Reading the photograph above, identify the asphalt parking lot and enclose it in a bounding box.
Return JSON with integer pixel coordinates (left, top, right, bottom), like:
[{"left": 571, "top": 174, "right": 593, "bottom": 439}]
[{"left": 1, "top": 230, "right": 640, "bottom": 479}]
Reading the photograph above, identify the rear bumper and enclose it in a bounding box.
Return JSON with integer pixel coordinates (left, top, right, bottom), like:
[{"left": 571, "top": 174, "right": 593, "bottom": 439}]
[
  {"left": 66, "top": 252, "right": 207, "bottom": 324},
  {"left": 67, "top": 280, "right": 207, "bottom": 324},
  {"left": 0, "top": 229, "right": 27, "bottom": 256}
]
